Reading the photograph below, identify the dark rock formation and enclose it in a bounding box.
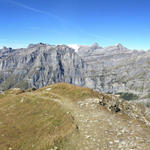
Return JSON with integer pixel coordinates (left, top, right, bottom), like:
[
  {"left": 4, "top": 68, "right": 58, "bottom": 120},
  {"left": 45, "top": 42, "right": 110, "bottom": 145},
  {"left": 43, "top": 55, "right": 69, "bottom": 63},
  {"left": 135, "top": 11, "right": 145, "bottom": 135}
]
[{"left": 0, "top": 44, "right": 86, "bottom": 90}]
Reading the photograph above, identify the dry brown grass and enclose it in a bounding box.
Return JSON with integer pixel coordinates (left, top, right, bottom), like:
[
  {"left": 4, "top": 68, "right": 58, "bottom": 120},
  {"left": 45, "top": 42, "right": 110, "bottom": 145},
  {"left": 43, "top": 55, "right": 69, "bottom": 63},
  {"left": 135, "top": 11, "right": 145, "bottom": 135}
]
[
  {"left": 0, "top": 86, "right": 76, "bottom": 150},
  {"left": 41, "top": 83, "right": 100, "bottom": 102},
  {"left": 0, "top": 83, "right": 102, "bottom": 150},
  {"left": 1, "top": 83, "right": 150, "bottom": 150}
]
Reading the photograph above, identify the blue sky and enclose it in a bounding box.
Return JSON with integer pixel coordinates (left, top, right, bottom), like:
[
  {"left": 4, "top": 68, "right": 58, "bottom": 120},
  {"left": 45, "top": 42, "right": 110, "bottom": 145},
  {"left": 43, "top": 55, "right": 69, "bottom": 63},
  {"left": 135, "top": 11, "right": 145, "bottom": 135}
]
[{"left": 0, "top": 0, "right": 150, "bottom": 50}]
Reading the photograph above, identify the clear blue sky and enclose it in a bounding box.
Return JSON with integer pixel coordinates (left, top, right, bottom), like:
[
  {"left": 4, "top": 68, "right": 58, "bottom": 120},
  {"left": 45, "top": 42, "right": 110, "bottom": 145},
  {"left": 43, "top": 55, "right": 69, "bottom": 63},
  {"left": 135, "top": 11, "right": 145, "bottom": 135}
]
[{"left": 0, "top": 0, "right": 150, "bottom": 50}]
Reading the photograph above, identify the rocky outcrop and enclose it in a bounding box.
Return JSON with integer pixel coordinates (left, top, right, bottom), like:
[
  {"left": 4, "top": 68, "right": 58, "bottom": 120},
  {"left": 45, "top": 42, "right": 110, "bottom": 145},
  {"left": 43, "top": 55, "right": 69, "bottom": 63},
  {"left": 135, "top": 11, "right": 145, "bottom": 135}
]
[
  {"left": 0, "top": 43, "right": 86, "bottom": 90},
  {"left": 74, "top": 43, "right": 150, "bottom": 102},
  {"left": 99, "top": 93, "right": 150, "bottom": 126}
]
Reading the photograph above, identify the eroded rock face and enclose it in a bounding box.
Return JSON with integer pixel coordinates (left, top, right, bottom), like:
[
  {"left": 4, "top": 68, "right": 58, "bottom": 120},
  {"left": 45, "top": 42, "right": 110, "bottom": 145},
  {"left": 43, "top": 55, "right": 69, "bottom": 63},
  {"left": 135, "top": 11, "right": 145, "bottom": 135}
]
[
  {"left": 99, "top": 93, "right": 150, "bottom": 126},
  {"left": 1, "top": 43, "right": 150, "bottom": 103},
  {"left": 75, "top": 43, "right": 150, "bottom": 101},
  {"left": 0, "top": 44, "right": 86, "bottom": 90}
]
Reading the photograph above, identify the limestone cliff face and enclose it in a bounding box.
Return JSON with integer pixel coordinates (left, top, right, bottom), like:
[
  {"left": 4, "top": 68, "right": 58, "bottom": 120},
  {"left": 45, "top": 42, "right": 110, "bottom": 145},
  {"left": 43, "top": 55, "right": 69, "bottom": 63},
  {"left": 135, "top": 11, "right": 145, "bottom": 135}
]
[
  {"left": 1, "top": 42, "right": 150, "bottom": 102},
  {"left": 76, "top": 43, "right": 150, "bottom": 102},
  {"left": 0, "top": 43, "right": 86, "bottom": 90}
]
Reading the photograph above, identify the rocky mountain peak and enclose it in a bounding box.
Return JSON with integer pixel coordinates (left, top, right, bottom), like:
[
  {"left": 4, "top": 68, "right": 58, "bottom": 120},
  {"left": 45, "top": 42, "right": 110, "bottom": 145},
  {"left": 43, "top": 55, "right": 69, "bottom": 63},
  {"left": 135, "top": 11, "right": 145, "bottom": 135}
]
[
  {"left": 117, "top": 43, "right": 124, "bottom": 47},
  {"left": 56, "top": 44, "right": 69, "bottom": 49},
  {"left": 91, "top": 42, "right": 101, "bottom": 49},
  {"left": 2, "top": 46, "right": 13, "bottom": 52},
  {"left": 116, "top": 43, "right": 128, "bottom": 51},
  {"left": 27, "top": 43, "right": 48, "bottom": 49},
  {"left": 56, "top": 45, "right": 75, "bottom": 53}
]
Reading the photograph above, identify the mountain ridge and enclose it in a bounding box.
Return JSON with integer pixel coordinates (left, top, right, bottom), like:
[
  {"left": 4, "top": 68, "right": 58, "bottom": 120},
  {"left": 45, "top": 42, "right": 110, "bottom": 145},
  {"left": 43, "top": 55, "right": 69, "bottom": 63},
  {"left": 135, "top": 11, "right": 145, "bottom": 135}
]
[
  {"left": 1, "top": 83, "right": 150, "bottom": 149},
  {"left": 0, "top": 42, "right": 150, "bottom": 104}
]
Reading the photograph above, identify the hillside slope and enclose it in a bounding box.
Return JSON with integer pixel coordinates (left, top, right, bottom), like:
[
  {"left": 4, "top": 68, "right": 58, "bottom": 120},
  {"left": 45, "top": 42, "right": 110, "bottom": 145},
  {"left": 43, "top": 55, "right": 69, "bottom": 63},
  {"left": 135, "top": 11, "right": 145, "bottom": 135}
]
[{"left": 0, "top": 83, "right": 150, "bottom": 150}]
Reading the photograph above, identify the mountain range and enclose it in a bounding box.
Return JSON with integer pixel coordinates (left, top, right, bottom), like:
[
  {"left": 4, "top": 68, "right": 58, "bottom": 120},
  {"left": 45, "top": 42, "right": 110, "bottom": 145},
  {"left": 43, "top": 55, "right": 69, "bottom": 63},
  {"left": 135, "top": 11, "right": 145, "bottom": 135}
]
[
  {"left": 1, "top": 43, "right": 150, "bottom": 149},
  {"left": 0, "top": 42, "right": 150, "bottom": 104}
]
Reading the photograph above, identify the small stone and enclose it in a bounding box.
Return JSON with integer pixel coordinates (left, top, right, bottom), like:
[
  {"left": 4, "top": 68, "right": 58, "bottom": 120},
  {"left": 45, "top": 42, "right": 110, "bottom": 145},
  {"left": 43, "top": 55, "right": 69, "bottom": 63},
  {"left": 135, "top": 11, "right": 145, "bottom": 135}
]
[
  {"left": 114, "top": 140, "right": 119, "bottom": 143},
  {"left": 109, "top": 141, "right": 113, "bottom": 144},
  {"left": 20, "top": 98, "right": 24, "bottom": 103},
  {"left": 54, "top": 146, "right": 58, "bottom": 150},
  {"left": 121, "top": 141, "right": 126, "bottom": 145},
  {"left": 46, "top": 88, "right": 51, "bottom": 91},
  {"left": 66, "top": 111, "right": 70, "bottom": 114},
  {"left": 86, "top": 135, "right": 91, "bottom": 139}
]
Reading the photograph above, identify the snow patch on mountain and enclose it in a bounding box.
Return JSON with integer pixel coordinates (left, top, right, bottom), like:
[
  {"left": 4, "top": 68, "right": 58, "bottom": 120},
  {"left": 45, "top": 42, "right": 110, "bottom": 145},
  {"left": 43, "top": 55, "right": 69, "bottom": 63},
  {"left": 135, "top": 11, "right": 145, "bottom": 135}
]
[{"left": 68, "top": 44, "right": 80, "bottom": 52}]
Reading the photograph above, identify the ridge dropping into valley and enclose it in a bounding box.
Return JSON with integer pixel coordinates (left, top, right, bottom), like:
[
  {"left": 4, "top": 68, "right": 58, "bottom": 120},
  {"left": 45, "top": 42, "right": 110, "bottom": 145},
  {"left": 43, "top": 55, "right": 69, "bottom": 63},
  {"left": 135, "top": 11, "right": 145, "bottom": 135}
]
[
  {"left": 1, "top": 83, "right": 150, "bottom": 150},
  {"left": 1, "top": 43, "right": 150, "bottom": 149},
  {"left": 1, "top": 0, "right": 150, "bottom": 149},
  {"left": 0, "top": 43, "right": 150, "bottom": 104}
]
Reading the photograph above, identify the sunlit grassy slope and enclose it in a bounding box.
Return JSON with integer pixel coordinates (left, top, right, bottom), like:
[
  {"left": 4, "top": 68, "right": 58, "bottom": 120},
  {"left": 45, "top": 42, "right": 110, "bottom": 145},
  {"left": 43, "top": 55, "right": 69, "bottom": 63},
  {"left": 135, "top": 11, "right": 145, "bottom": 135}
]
[
  {"left": 0, "top": 83, "right": 100, "bottom": 150},
  {"left": 40, "top": 83, "right": 100, "bottom": 101}
]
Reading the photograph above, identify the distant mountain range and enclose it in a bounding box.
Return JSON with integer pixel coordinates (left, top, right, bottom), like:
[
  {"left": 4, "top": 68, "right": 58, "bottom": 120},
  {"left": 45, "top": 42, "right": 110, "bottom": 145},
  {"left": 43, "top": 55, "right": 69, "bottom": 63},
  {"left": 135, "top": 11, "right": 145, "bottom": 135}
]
[{"left": 0, "top": 42, "right": 150, "bottom": 103}]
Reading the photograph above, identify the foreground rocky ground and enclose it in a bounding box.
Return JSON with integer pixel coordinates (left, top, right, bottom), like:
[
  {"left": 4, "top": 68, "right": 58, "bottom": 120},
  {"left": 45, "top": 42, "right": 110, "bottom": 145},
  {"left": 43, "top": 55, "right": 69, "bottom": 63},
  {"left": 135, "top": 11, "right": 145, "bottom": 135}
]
[
  {"left": 46, "top": 84, "right": 150, "bottom": 150},
  {"left": 1, "top": 83, "right": 150, "bottom": 150},
  {"left": 69, "top": 99, "right": 150, "bottom": 150}
]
